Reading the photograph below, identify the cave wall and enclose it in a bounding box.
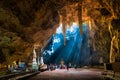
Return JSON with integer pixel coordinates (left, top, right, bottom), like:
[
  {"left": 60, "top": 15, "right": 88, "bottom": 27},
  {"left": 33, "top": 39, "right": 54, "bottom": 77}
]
[
  {"left": 87, "top": 0, "right": 120, "bottom": 63},
  {"left": 0, "top": 0, "right": 60, "bottom": 64},
  {"left": 0, "top": 0, "right": 120, "bottom": 64}
]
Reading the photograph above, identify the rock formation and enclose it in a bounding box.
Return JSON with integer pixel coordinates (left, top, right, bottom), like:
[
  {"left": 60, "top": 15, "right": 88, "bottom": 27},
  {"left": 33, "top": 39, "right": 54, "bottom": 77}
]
[{"left": 0, "top": 0, "right": 119, "bottom": 64}]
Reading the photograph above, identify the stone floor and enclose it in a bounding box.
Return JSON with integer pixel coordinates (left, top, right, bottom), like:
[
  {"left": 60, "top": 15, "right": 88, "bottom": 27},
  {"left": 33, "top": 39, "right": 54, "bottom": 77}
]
[{"left": 28, "top": 68, "right": 105, "bottom": 80}]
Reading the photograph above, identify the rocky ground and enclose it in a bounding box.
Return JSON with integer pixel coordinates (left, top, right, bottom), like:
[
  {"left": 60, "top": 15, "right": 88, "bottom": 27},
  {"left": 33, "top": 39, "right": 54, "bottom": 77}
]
[{"left": 28, "top": 68, "right": 104, "bottom": 80}]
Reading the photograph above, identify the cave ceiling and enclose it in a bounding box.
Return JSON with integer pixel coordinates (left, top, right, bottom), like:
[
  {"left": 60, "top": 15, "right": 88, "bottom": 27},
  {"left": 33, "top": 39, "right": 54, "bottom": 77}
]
[{"left": 0, "top": 0, "right": 120, "bottom": 63}]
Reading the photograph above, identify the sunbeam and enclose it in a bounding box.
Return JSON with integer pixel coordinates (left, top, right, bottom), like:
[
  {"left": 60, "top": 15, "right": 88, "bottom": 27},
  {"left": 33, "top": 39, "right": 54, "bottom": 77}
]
[{"left": 42, "top": 23, "right": 90, "bottom": 66}]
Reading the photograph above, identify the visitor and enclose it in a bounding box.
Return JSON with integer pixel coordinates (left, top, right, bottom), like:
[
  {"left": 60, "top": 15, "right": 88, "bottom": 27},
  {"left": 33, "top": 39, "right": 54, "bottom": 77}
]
[
  {"left": 74, "top": 64, "right": 77, "bottom": 69},
  {"left": 49, "top": 64, "right": 53, "bottom": 71},
  {"left": 66, "top": 63, "right": 69, "bottom": 70},
  {"left": 69, "top": 63, "right": 72, "bottom": 68},
  {"left": 58, "top": 64, "right": 61, "bottom": 69},
  {"left": 47, "top": 64, "right": 50, "bottom": 70},
  {"left": 54, "top": 64, "right": 57, "bottom": 69}
]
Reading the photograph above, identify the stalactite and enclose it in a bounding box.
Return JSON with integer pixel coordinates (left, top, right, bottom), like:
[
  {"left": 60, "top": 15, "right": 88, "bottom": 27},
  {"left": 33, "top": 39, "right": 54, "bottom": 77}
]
[
  {"left": 110, "top": 30, "right": 119, "bottom": 63},
  {"left": 68, "top": 17, "right": 73, "bottom": 27},
  {"left": 110, "top": 36, "right": 116, "bottom": 63},
  {"left": 102, "top": 0, "right": 117, "bottom": 19},
  {"left": 78, "top": 0, "right": 83, "bottom": 35},
  {"left": 67, "top": 3, "right": 75, "bottom": 27},
  {"left": 66, "top": 0, "right": 70, "bottom": 27},
  {"left": 61, "top": 9, "right": 67, "bottom": 45},
  {"left": 108, "top": 21, "right": 112, "bottom": 39},
  {"left": 88, "top": 19, "right": 91, "bottom": 30},
  {"left": 59, "top": 1, "right": 84, "bottom": 45},
  {"left": 58, "top": 7, "right": 67, "bottom": 46},
  {"left": 62, "top": 17, "right": 66, "bottom": 45},
  {"left": 101, "top": 16, "right": 105, "bottom": 24},
  {"left": 71, "top": 6, "right": 75, "bottom": 23},
  {"left": 115, "top": 30, "right": 119, "bottom": 51}
]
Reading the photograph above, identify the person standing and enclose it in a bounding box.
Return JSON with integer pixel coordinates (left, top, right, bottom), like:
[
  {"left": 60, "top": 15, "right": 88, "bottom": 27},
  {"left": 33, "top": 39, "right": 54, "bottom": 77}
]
[{"left": 66, "top": 63, "right": 69, "bottom": 70}]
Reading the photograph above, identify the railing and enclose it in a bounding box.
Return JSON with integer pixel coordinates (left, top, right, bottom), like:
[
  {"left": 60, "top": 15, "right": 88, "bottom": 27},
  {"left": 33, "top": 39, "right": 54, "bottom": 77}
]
[{"left": 0, "top": 70, "right": 40, "bottom": 80}]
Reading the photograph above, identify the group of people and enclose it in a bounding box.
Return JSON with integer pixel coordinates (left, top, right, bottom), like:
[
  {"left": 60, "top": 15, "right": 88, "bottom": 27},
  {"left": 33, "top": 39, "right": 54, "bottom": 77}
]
[{"left": 47, "top": 63, "right": 77, "bottom": 71}]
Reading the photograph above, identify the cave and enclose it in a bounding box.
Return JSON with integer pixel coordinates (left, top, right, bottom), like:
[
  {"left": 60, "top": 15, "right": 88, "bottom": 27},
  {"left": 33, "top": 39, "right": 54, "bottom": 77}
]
[{"left": 0, "top": 0, "right": 120, "bottom": 80}]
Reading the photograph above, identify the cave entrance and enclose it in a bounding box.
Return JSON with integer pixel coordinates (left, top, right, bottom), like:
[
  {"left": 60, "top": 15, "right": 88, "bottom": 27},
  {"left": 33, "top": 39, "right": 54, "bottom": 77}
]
[
  {"left": 42, "top": 23, "right": 90, "bottom": 66},
  {"left": 40, "top": 1, "right": 91, "bottom": 66}
]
